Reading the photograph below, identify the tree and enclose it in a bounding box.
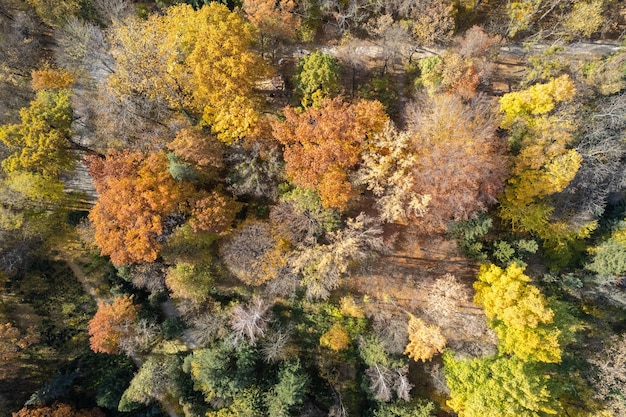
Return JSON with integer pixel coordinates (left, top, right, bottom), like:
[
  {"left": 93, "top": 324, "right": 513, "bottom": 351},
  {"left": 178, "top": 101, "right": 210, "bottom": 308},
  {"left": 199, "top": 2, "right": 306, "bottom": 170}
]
[
  {"left": 87, "top": 295, "right": 139, "bottom": 355},
  {"left": 0, "top": 322, "right": 39, "bottom": 379},
  {"left": 108, "top": 3, "right": 270, "bottom": 144},
  {"left": 403, "top": 94, "right": 506, "bottom": 231},
  {"left": 294, "top": 52, "right": 342, "bottom": 107},
  {"left": 13, "top": 402, "right": 105, "bottom": 417},
  {"left": 272, "top": 97, "right": 388, "bottom": 210},
  {"left": 372, "top": 400, "right": 436, "bottom": 417},
  {"left": 474, "top": 264, "right": 561, "bottom": 363},
  {"left": 319, "top": 323, "right": 350, "bottom": 352},
  {"left": 166, "top": 262, "right": 215, "bottom": 302},
  {"left": 444, "top": 352, "right": 561, "bottom": 417},
  {"left": 587, "top": 220, "right": 626, "bottom": 277},
  {"left": 0, "top": 88, "right": 75, "bottom": 178},
  {"left": 230, "top": 297, "right": 272, "bottom": 346},
  {"left": 498, "top": 75, "right": 594, "bottom": 266},
  {"left": 404, "top": 316, "right": 446, "bottom": 362},
  {"left": 118, "top": 355, "right": 182, "bottom": 411},
  {"left": 359, "top": 335, "right": 413, "bottom": 402},
  {"left": 588, "top": 333, "right": 626, "bottom": 415},
  {"left": 26, "top": 0, "right": 81, "bottom": 27},
  {"left": 270, "top": 187, "right": 340, "bottom": 246},
  {"left": 242, "top": 0, "right": 300, "bottom": 60},
  {"left": 166, "top": 127, "right": 224, "bottom": 181},
  {"left": 264, "top": 360, "right": 309, "bottom": 417},
  {"left": 290, "top": 213, "right": 390, "bottom": 299},
  {"left": 553, "top": 93, "right": 626, "bottom": 226},
  {"left": 183, "top": 343, "right": 258, "bottom": 402},
  {"left": 87, "top": 150, "right": 195, "bottom": 265},
  {"left": 220, "top": 221, "right": 288, "bottom": 286}
]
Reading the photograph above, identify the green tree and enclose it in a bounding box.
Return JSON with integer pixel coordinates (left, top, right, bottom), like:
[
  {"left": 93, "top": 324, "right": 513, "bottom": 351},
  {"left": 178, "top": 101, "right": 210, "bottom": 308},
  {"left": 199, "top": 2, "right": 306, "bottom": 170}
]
[
  {"left": 118, "top": 355, "right": 182, "bottom": 411},
  {"left": 444, "top": 351, "right": 561, "bottom": 417},
  {"left": 264, "top": 360, "right": 309, "bottom": 417},
  {"left": 183, "top": 343, "right": 258, "bottom": 403},
  {"left": 587, "top": 220, "right": 626, "bottom": 277},
  {"left": 294, "top": 51, "right": 342, "bottom": 107}
]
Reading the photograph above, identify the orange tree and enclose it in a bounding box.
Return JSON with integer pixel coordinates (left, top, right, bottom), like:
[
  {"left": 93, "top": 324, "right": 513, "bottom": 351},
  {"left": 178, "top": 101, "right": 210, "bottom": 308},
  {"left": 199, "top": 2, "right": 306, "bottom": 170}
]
[
  {"left": 272, "top": 97, "right": 388, "bottom": 210},
  {"left": 87, "top": 295, "right": 139, "bottom": 355},
  {"left": 87, "top": 150, "right": 193, "bottom": 265}
]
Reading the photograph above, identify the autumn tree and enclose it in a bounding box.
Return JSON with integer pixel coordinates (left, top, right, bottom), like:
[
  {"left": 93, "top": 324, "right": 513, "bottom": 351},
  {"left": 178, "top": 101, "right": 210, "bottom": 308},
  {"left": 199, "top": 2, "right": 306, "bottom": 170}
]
[
  {"left": 272, "top": 97, "right": 388, "bottom": 210},
  {"left": 474, "top": 263, "right": 562, "bottom": 363},
  {"left": 242, "top": 0, "right": 300, "bottom": 60},
  {"left": 319, "top": 323, "right": 350, "bottom": 352},
  {"left": 13, "top": 402, "right": 105, "bottom": 417},
  {"left": 107, "top": 3, "right": 270, "bottom": 144},
  {"left": 367, "top": 94, "right": 505, "bottom": 231},
  {"left": 166, "top": 127, "right": 224, "bottom": 182},
  {"left": 0, "top": 87, "right": 75, "bottom": 179},
  {"left": 498, "top": 75, "right": 595, "bottom": 265},
  {"left": 88, "top": 295, "right": 139, "bottom": 355},
  {"left": 0, "top": 322, "right": 39, "bottom": 379},
  {"left": 404, "top": 315, "right": 446, "bottom": 362},
  {"left": 87, "top": 150, "right": 193, "bottom": 265},
  {"left": 220, "top": 221, "right": 288, "bottom": 286}
]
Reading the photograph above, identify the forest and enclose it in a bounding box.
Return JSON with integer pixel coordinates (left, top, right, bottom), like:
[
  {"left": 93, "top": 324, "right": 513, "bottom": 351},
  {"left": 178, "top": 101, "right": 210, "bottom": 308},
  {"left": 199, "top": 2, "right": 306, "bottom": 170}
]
[{"left": 0, "top": 0, "right": 625, "bottom": 416}]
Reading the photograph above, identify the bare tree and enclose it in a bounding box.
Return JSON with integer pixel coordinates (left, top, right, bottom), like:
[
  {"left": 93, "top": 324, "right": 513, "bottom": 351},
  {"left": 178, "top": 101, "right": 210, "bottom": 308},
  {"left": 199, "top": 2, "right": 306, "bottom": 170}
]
[
  {"left": 588, "top": 333, "right": 626, "bottom": 415},
  {"left": 229, "top": 297, "right": 271, "bottom": 346},
  {"left": 366, "top": 363, "right": 394, "bottom": 402},
  {"left": 54, "top": 17, "right": 113, "bottom": 75},
  {"left": 261, "top": 326, "right": 292, "bottom": 363},
  {"left": 553, "top": 93, "right": 626, "bottom": 226},
  {"left": 92, "top": 0, "right": 133, "bottom": 24}
]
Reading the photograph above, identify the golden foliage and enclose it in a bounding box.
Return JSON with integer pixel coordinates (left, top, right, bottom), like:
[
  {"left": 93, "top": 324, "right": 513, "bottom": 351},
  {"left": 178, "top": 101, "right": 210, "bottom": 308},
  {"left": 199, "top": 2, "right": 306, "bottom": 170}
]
[
  {"left": 108, "top": 4, "right": 269, "bottom": 144},
  {"left": 320, "top": 323, "right": 350, "bottom": 352},
  {"left": 31, "top": 66, "right": 74, "bottom": 91},
  {"left": 404, "top": 316, "right": 446, "bottom": 362},
  {"left": 474, "top": 264, "right": 561, "bottom": 363}
]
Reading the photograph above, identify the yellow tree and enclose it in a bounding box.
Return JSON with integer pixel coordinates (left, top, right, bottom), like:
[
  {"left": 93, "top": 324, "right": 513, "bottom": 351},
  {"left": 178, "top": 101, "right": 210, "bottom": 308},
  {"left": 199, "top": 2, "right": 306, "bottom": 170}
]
[
  {"left": 404, "top": 315, "right": 446, "bottom": 362},
  {"left": 499, "top": 75, "right": 595, "bottom": 264},
  {"left": 474, "top": 263, "right": 561, "bottom": 363},
  {"left": 108, "top": 3, "right": 270, "bottom": 144}
]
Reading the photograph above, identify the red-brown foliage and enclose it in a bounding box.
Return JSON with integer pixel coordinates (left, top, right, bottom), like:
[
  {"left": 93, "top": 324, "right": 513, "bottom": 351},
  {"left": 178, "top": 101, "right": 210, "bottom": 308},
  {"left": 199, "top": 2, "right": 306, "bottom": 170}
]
[
  {"left": 272, "top": 97, "right": 388, "bottom": 210},
  {"left": 407, "top": 94, "right": 507, "bottom": 232}
]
